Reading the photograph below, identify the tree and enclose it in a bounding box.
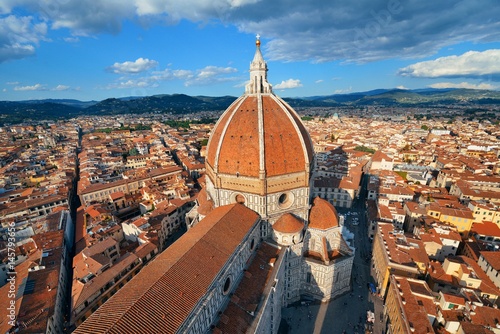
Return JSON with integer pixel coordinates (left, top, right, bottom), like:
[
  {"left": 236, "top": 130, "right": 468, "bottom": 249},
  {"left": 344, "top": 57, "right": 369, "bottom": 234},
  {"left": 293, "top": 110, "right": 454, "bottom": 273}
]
[
  {"left": 421, "top": 124, "right": 429, "bottom": 130},
  {"left": 354, "top": 146, "right": 375, "bottom": 154}
]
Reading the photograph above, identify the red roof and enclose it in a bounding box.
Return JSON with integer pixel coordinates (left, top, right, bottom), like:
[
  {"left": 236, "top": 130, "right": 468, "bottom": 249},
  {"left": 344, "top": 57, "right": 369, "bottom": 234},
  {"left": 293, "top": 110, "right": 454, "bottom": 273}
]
[
  {"left": 308, "top": 197, "right": 339, "bottom": 230},
  {"left": 74, "top": 204, "right": 259, "bottom": 334},
  {"left": 272, "top": 213, "right": 304, "bottom": 233},
  {"left": 110, "top": 191, "right": 125, "bottom": 200},
  {"left": 206, "top": 95, "right": 313, "bottom": 178},
  {"left": 472, "top": 221, "right": 500, "bottom": 238}
]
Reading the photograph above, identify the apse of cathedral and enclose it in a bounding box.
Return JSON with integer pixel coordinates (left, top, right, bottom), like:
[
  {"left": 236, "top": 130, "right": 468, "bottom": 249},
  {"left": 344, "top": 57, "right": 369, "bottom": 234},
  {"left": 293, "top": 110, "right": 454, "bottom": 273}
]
[{"left": 74, "top": 37, "right": 355, "bottom": 334}]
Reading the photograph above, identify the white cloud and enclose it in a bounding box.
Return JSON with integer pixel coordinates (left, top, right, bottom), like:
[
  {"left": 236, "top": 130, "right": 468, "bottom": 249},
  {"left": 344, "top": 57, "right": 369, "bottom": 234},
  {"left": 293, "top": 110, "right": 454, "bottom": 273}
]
[
  {"left": 333, "top": 86, "right": 352, "bottom": 94},
  {"left": 2, "top": 88, "right": 6, "bottom": 92},
  {"left": 0, "top": 15, "right": 47, "bottom": 62},
  {"left": 2, "top": 0, "right": 500, "bottom": 63},
  {"left": 234, "top": 0, "right": 500, "bottom": 63},
  {"left": 398, "top": 50, "right": 500, "bottom": 79},
  {"left": 107, "top": 65, "right": 238, "bottom": 89},
  {"left": 0, "top": 0, "right": 136, "bottom": 36},
  {"left": 108, "top": 58, "right": 158, "bottom": 74},
  {"left": 185, "top": 66, "right": 238, "bottom": 86},
  {"left": 14, "top": 83, "right": 46, "bottom": 91},
  {"left": 428, "top": 82, "right": 496, "bottom": 90},
  {"left": 315, "top": 79, "right": 324, "bottom": 84},
  {"left": 396, "top": 85, "right": 408, "bottom": 89},
  {"left": 53, "top": 84, "right": 70, "bottom": 91},
  {"left": 106, "top": 79, "right": 156, "bottom": 89},
  {"left": 274, "top": 79, "right": 302, "bottom": 89},
  {"left": 6, "top": 81, "right": 19, "bottom": 85},
  {"left": 63, "top": 37, "right": 79, "bottom": 43}
]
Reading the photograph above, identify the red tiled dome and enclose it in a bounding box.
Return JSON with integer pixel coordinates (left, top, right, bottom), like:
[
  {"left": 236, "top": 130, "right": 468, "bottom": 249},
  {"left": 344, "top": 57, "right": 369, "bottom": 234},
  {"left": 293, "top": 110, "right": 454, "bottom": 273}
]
[
  {"left": 273, "top": 213, "right": 304, "bottom": 234},
  {"left": 197, "top": 188, "right": 214, "bottom": 216},
  {"left": 205, "top": 38, "right": 313, "bottom": 196},
  {"left": 308, "top": 197, "right": 339, "bottom": 230},
  {"left": 206, "top": 94, "right": 313, "bottom": 179}
]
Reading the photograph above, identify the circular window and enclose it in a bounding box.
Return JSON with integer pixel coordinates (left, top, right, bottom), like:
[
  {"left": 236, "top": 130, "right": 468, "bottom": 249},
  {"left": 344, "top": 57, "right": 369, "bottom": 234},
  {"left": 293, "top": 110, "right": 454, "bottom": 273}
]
[
  {"left": 235, "top": 194, "right": 246, "bottom": 204},
  {"left": 223, "top": 276, "right": 231, "bottom": 295},
  {"left": 277, "top": 192, "right": 294, "bottom": 209}
]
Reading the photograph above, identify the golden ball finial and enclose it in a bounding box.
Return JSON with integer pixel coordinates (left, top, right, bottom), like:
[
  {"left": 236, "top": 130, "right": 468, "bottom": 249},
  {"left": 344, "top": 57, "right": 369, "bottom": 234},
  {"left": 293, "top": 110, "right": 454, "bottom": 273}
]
[{"left": 256, "top": 34, "right": 261, "bottom": 47}]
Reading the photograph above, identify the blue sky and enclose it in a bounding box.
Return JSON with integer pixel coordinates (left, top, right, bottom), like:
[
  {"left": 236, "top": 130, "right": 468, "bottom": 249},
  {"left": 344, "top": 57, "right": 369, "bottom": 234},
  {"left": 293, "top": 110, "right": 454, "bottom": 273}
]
[{"left": 1, "top": 0, "right": 499, "bottom": 101}]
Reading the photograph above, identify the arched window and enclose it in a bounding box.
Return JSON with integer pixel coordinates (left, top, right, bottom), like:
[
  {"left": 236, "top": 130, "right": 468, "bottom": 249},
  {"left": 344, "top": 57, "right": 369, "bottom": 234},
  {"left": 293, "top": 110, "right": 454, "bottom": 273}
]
[{"left": 223, "top": 276, "right": 232, "bottom": 295}]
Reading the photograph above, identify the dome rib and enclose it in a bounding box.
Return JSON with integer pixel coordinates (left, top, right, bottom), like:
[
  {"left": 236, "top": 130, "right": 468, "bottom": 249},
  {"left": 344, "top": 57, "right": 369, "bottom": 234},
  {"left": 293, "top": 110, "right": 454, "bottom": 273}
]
[
  {"left": 275, "top": 96, "right": 315, "bottom": 163},
  {"left": 210, "top": 96, "right": 246, "bottom": 173},
  {"left": 205, "top": 38, "right": 314, "bottom": 195},
  {"left": 270, "top": 94, "right": 313, "bottom": 172}
]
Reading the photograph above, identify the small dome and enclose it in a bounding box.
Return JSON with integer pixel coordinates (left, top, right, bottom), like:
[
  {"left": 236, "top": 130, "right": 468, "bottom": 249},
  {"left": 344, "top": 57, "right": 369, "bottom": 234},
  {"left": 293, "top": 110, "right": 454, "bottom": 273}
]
[
  {"left": 309, "top": 197, "right": 339, "bottom": 230},
  {"left": 273, "top": 213, "right": 304, "bottom": 234},
  {"left": 197, "top": 188, "right": 214, "bottom": 216}
]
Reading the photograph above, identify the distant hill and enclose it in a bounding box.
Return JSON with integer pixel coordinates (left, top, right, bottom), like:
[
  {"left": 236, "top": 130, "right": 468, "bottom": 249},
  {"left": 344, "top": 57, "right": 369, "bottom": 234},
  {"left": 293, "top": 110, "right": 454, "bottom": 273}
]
[
  {"left": 1, "top": 88, "right": 499, "bottom": 124},
  {"left": 21, "top": 99, "right": 98, "bottom": 108},
  {"left": 309, "top": 88, "right": 500, "bottom": 106},
  {"left": 84, "top": 94, "right": 238, "bottom": 115}
]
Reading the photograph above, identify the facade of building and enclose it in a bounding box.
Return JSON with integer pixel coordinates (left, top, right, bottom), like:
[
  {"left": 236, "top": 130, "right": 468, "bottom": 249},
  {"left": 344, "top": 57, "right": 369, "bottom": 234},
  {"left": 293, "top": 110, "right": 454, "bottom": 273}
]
[
  {"left": 384, "top": 275, "right": 436, "bottom": 334},
  {"left": 78, "top": 166, "right": 183, "bottom": 206},
  {"left": 74, "top": 38, "right": 354, "bottom": 334},
  {"left": 372, "top": 223, "right": 429, "bottom": 297}
]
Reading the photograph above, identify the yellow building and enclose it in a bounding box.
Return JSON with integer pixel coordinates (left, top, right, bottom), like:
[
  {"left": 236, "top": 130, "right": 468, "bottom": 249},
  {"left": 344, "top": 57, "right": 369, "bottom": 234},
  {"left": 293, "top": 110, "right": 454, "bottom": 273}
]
[
  {"left": 427, "top": 202, "right": 474, "bottom": 236},
  {"left": 28, "top": 174, "right": 46, "bottom": 186},
  {"left": 468, "top": 200, "right": 500, "bottom": 224},
  {"left": 372, "top": 223, "right": 429, "bottom": 297}
]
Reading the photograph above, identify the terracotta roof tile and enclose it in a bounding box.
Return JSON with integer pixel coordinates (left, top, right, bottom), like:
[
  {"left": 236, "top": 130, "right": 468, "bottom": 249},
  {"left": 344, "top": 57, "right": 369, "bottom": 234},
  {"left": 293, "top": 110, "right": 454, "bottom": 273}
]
[
  {"left": 206, "top": 95, "right": 313, "bottom": 178},
  {"left": 308, "top": 197, "right": 339, "bottom": 230},
  {"left": 215, "top": 242, "right": 283, "bottom": 333},
  {"left": 197, "top": 188, "right": 214, "bottom": 216},
  {"left": 480, "top": 251, "right": 500, "bottom": 271},
  {"left": 472, "top": 221, "right": 500, "bottom": 238},
  {"left": 74, "top": 203, "right": 259, "bottom": 334},
  {"left": 272, "top": 213, "right": 304, "bottom": 233}
]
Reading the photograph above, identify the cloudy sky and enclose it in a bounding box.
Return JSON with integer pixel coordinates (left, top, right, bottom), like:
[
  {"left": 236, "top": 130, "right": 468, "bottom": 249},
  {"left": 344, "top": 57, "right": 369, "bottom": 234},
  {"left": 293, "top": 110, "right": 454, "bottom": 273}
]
[{"left": 1, "top": 0, "right": 499, "bottom": 101}]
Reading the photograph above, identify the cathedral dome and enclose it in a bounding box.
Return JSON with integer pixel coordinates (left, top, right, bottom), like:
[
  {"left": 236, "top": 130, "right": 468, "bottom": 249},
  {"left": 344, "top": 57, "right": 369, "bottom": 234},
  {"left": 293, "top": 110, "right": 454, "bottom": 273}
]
[
  {"left": 309, "top": 197, "right": 339, "bottom": 230},
  {"left": 273, "top": 213, "right": 304, "bottom": 234},
  {"left": 196, "top": 188, "right": 214, "bottom": 217},
  {"left": 272, "top": 213, "right": 304, "bottom": 245},
  {"left": 206, "top": 37, "right": 314, "bottom": 195}
]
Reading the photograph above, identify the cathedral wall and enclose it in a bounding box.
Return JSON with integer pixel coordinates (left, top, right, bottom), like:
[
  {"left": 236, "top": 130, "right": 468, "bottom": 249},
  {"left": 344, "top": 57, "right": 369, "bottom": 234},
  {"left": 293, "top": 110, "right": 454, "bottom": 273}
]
[
  {"left": 252, "top": 246, "right": 287, "bottom": 334},
  {"left": 207, "top": 183, "right": 310, "bottom": 239},
  {"left": 283, "top": 244, "right": 304, "bottom": 304},
  {"left": 266, "top": 172, "right": 309, "bottom": 193},
  {"left": 300, "top": 227, "right": 353, "bottom": 301},
  {"left": 305, "top": 228, "right": 342, "bottom": 254},
  {"left": 301, "top": 256, "right": 352, "bottom": 301},
  {"left": 266, "top": 186, "right": 310, "bottom": 219},
  {"left": 179, "top": 218, "right": 262, "bottom": 333}
]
